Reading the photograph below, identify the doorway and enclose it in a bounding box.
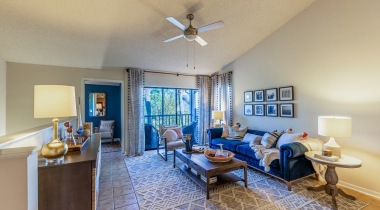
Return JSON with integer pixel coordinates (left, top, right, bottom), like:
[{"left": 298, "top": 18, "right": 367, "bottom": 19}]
[{"left": 82, "top": 79, "right": 124, "bottom": 148}]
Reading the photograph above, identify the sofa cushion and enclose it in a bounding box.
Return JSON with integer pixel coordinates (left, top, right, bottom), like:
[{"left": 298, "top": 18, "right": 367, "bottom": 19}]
[{"left": 211, "top": 138, "right": 246, "bottom": 152}]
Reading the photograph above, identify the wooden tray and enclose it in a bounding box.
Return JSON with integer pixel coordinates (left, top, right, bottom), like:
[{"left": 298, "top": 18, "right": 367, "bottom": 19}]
[{"left": 67, "top": 137, "right": 90, "bottom": 152}]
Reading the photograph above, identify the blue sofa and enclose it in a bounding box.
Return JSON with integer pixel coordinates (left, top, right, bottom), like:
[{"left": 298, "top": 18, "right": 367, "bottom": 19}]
[{"left": 207, "top": 128, "right": 316, "bottom": 190}]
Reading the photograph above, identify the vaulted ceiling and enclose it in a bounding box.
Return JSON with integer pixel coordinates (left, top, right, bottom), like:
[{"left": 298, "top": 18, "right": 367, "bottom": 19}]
[{"left": 0, "top": 0, "right": 315, "bottom": 75}]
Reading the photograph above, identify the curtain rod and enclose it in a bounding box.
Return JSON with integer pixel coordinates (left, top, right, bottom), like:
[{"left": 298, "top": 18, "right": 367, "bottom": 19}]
[{"left": 126, "top": 68, "right": 210, "bottom": 77}]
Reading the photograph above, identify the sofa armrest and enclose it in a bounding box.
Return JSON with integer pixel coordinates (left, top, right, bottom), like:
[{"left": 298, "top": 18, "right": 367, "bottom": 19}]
[
  {"left": 279, "top": 142, "right": 314, "bottom": 181},
  {"left": 207, "top": 128, "right": 223, "bottom": 146},
  {"left": 280, "top": 142, "right": 309, "bottom": 159}
]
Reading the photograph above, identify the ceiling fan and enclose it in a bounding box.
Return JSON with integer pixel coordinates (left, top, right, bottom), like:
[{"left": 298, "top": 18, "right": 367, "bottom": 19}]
[{"left": 163, "top": 14, "right": 224, "bottom": 46}]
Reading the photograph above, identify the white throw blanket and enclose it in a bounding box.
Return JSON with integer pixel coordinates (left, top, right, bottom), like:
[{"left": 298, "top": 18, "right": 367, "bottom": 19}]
[
  {"left": 251, "top": 144, "right": 279, "bottom": 172},
  {"left": 250, "top": 138, "right": 326, "bottom": 177}
]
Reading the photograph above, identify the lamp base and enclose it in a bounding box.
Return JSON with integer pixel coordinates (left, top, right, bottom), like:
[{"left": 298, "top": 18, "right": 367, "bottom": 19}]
[
  {"left": 323, "top": 137, "right": 341, "bottom": 158},
  {"left": 41, "top": 139, "right": 68, "bottom": 160}
]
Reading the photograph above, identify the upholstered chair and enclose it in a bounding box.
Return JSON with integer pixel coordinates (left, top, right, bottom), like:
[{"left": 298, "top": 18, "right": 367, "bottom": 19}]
[
  {"left": 95, "top": 120, "right": 115, "bottom": 143},
  {"left": 157, "top": 122, "right": 197, "bottom": 161}
]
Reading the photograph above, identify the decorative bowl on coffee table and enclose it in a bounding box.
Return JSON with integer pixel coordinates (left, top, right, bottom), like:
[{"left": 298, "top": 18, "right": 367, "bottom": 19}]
[{"left": 204, "top": 149, "right": 235, "bottom": 162}]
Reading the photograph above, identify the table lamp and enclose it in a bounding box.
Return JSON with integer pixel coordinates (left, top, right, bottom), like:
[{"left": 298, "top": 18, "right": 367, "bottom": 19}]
[
  {"left": 318, "top": 116, "right": 352, "bottom": 158},
  {"left": 212, "top": 111, "right": 224, "bottom": 128},
  {"left": 34, "top": 85, "right": 77, "bottom": 163},
  {"left": 96, "top": 103, "right": 103, "bottom": 116}
]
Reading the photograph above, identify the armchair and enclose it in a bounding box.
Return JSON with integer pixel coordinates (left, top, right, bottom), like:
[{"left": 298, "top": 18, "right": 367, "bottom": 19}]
[
  {"left": 94, "top": 120, "right": 115, "bottom": 143},
  {"left": 157, "top": 122, "right": 197, "bottom": 161}
]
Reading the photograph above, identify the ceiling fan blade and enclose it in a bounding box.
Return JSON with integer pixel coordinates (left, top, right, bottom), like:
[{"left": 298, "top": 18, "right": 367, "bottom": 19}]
[
  {"left": 198, "top": 21, "right": 224, "bottom": 33},
  {"left": 166, "top": 17, "right": 186, "bottom": 30},
  {"left": 163, "top": 34, "right": 184, "bottom": 43},
  {"left": 195, "top": 36, "right": 207, "bottom": 46}
]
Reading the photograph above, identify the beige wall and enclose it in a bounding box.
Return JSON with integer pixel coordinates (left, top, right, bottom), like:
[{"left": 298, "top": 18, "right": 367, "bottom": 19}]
[
  {"left": 145, "top": 72, "right": 197, "bottom": 89},
  {"left": 6, "top": 63, "right": 125, "bottom": 134},
  {"left": 0, "top": 57, "right": 5, "bottom": 136},
  {"left": 227, "top": 0, "right": 380, "bottom": 197}
]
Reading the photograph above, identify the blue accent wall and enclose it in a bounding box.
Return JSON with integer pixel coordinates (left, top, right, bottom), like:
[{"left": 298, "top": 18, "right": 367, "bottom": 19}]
[{"left": 85, "top": 84, "right": 121, "bottom": 140}]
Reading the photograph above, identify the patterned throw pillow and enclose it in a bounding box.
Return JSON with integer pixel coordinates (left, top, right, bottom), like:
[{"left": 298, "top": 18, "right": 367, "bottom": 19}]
[
  {"left": 260, "top": 131, "right": 283, "bottom": 148},
  {"left": 163, "top": 129, "right": 178, "bottom": 142}
]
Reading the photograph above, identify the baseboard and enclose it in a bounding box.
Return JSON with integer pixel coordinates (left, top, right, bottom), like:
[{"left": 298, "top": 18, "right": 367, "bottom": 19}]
[{"left": 338, "top": 181, "right": 380, "bottom": 199}]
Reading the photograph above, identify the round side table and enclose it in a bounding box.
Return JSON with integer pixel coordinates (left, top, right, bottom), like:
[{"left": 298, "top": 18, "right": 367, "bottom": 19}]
[{"left": 304, "top": 151, "right": 362, "bottom": 210}]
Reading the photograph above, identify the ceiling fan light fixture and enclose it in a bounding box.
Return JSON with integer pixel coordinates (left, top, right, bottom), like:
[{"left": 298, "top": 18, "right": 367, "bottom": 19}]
[
  {"left": 184, "top": 34, "right": 197, "bottom": 41},
  {"left": 184, "top": 26, "right": 198, "bottom": 41}
]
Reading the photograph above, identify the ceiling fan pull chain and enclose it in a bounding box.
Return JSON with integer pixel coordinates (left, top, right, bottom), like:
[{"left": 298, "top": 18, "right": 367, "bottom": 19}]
[
  {"left": 186, "top": 41, "right": 189, "bottom": 68},
  {"left": 193, "top": 42, "right": 196, "bottom": 70}
]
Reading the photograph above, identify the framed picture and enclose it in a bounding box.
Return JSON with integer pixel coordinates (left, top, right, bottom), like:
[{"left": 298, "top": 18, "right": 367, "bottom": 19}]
[
  {"left": 280, "top": 103, "right": 294, "bottom": 118},
  {"left": 279, "top": 86, "right": 294, "bottom": 101},
  {"left": 266, "top": 104, "right": 278, "bottom": 117},
  {"left": 254, "top": 104, "right": 265, "bottom": 116},
  {"left": 254, "top": 90, "right": 264, "bottom": 102},
  {"left": 244, "top": 104, "right": 253, "bottom": 115},
  {"left": 244, "top": 91, "right": 253, "bottom": 103},
  {"left": 265, "top": 88, "right": 277, "bottom": 101}
]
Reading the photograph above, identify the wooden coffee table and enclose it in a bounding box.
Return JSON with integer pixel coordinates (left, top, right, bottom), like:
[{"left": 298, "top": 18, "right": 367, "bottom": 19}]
[{"left": 173, "top": 149, "right": 247, "bottom": 199}]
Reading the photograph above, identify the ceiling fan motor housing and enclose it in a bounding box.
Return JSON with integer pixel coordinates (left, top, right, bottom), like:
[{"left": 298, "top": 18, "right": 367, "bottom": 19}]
[{"left": 184, "top": 26, "right": 198, "bottom": 41}]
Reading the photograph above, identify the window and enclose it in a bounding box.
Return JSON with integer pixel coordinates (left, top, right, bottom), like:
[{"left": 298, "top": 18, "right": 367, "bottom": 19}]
[{"left": 144, "top": 87, "right": 199, "bottom": 129}]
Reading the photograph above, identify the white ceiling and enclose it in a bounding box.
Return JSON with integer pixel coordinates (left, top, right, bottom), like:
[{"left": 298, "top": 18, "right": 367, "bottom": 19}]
[{"left": 0, "top": 0, "right": 315, "bottom": 75}]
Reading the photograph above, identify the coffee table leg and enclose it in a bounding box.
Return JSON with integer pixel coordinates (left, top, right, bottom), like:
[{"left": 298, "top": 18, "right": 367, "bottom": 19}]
[
  {"left": 173, "top": 150, "right": 176, "bottom": 168},
  {"left": 206, "top": 174, "right": 210, "bottom": 199},
  {"left": 244, "top": 166, "right": 248, "bottom": 187}
]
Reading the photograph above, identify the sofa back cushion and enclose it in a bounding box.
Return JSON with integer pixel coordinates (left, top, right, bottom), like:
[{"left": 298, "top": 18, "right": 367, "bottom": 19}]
[{"left": 246, "top": 129, "right": 267, "bottom": 136}]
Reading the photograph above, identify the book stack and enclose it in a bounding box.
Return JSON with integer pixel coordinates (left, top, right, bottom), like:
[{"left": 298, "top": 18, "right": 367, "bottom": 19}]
[
  {"left": 190, "top": 168, "right": 200, "bottom": 176},
  {"left": 201, "top": 176, "right": 217, "bottom": 184},
  {"left": 314, "top": 154, "right": 339, "bottom": 162}
]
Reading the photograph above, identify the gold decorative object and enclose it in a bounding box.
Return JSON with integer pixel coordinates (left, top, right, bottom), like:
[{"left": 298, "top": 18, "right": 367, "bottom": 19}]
[{"left": 34, "top": 85, "right": 77, "bottom": 163}]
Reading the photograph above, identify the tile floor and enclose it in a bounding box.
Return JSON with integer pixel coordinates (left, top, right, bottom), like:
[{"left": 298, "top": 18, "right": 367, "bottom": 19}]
[
  {"left": 97, "top": 151, "right": 139, "bottom": 210},
  {"left": 97, "top": 150, "right": 380, "bottom": 210}
]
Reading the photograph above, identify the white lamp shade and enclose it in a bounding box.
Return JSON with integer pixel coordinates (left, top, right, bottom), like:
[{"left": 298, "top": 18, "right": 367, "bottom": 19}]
[
  {"left": 34, "top": 85, "right": 77, "bottom": 118},
  {"left": 318, "top": 116, "right": 352, "bottom": 138},
  {"left": 212, "top": 111, "right": 224, "bottom": 120}
]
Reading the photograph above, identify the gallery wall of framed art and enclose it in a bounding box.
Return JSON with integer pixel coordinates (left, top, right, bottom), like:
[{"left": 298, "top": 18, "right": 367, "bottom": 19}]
[{"left": 243, "top": 86, "right": 294, "bottom": 118}]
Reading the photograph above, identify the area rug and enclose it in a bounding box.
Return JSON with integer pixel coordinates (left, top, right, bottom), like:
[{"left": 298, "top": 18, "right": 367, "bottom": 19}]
[
  {"left": 124, "top": 153, "right": 368, "bottom": 210},
  {"left": 101, "top": 142, "right": 121, "bottom": 153}
]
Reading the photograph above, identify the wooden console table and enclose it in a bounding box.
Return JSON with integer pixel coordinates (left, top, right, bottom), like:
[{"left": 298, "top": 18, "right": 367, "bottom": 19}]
[
  {"left": 38, "top": 134, "right": 101, "bottom": 210},
  {"left": 305, "top": 151, "right": 362, "bottom": 210}
]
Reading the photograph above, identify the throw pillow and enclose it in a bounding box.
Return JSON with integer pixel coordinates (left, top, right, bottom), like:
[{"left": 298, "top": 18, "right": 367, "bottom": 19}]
[
  {"left": 235, "top": 127, "right": 248, "bottom": 137},
  {"left": 221, "top": 124, "right": 229, "bottom": 137},
  {"left": 163, "top": 129, "right": 178, "bottom": 142},
  {"left": 160, "top": 125, "right": 183, "bottom": 139},
  {"left": 242, "top": 133, "right": 262, "bottom": 144},
  {"left": 276, "top": 133, "right": 302, "bottom": 148},
  {"left": 261, "top": 131, "right": 282, "bottom": 148}
]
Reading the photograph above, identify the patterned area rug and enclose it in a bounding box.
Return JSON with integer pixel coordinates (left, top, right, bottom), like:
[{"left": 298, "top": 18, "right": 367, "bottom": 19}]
[
  {"left": 101, "top": 142, "right": 121, "bottom": 153},
  {"left": 124, "top": 153, "right": 368, "bottom": 210}
]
